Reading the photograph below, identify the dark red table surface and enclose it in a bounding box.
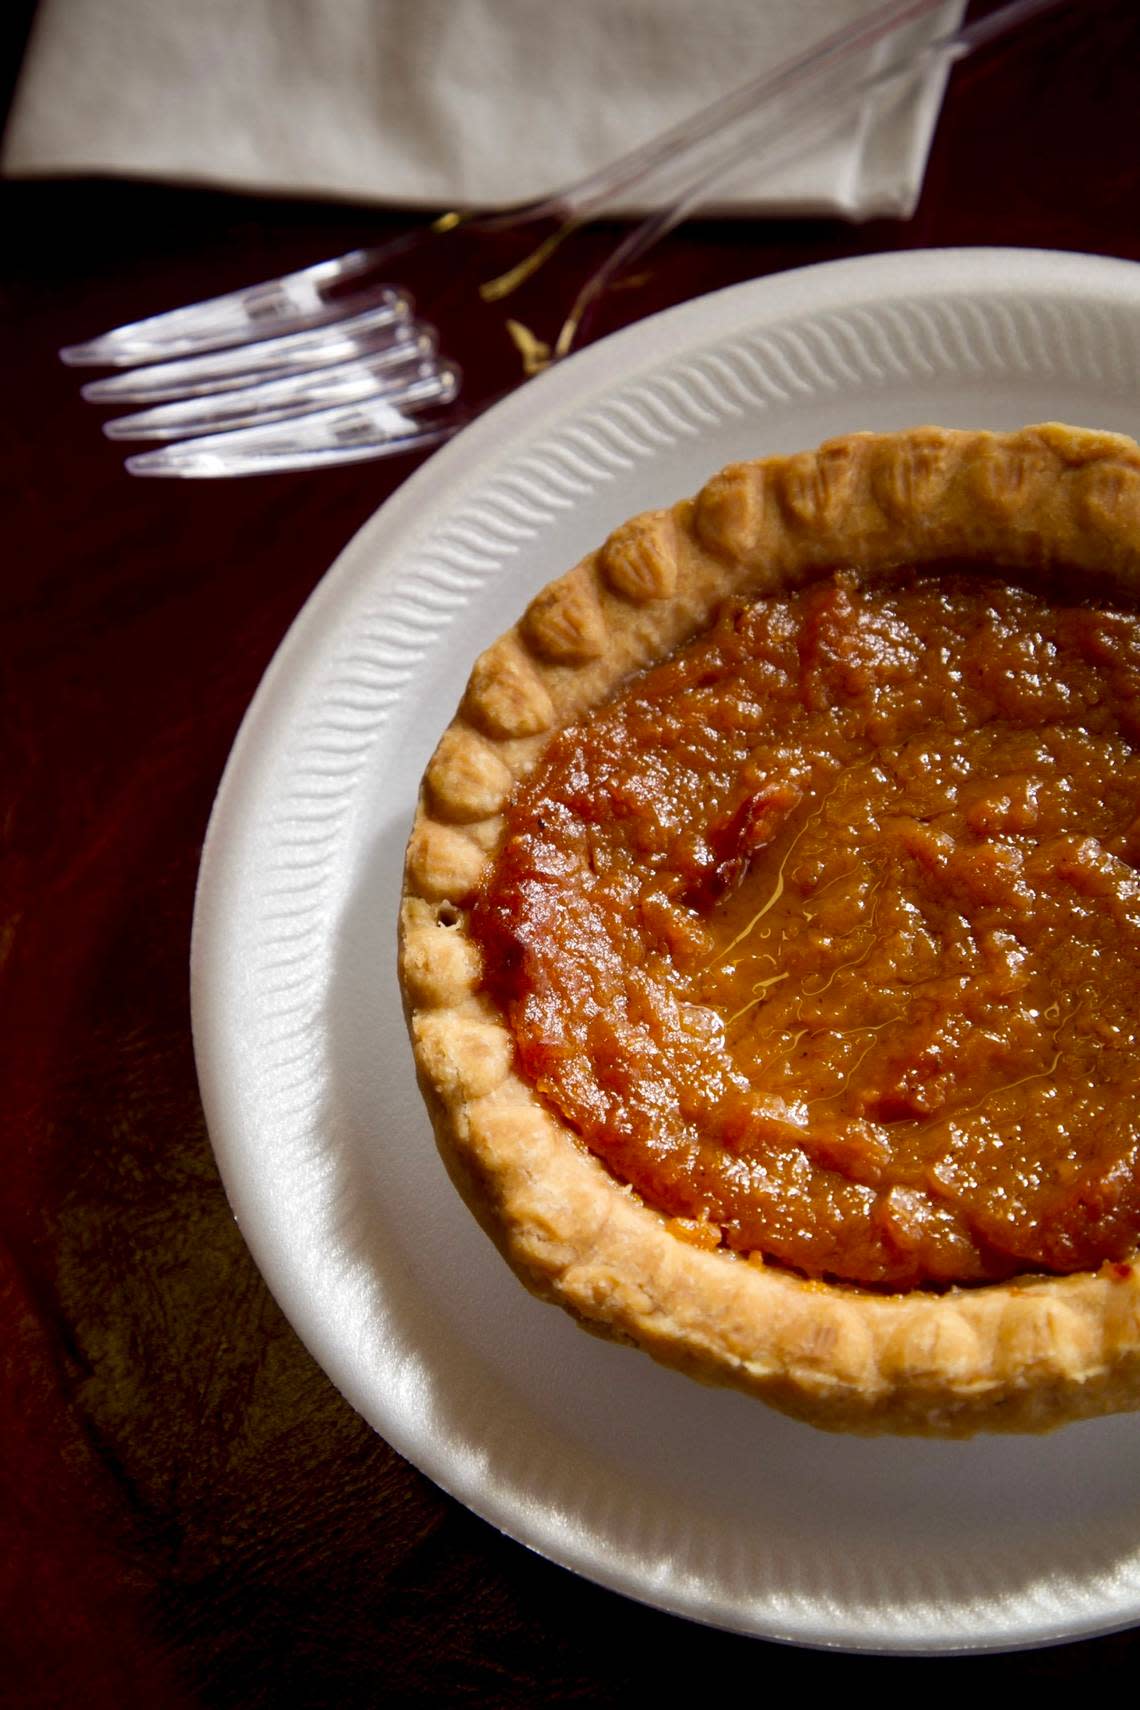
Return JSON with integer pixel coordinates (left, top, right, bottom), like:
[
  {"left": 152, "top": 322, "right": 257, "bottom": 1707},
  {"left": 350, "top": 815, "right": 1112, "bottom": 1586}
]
[{"left": 5, "top": 4, "right": 1140, "bottom": 1702}]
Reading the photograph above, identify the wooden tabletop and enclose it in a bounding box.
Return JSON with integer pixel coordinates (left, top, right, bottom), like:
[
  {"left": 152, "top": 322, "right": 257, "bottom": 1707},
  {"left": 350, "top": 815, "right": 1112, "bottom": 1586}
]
[{"left": 5, "top": 3, "right": 1140, "bottom": 1700}]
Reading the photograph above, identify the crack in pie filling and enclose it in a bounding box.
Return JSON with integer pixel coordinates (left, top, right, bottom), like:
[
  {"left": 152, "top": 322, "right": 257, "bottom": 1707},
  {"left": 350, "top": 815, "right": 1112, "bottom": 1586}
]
[{"left": 399, "top": 424, "right": 1140, "bottom": 1435}]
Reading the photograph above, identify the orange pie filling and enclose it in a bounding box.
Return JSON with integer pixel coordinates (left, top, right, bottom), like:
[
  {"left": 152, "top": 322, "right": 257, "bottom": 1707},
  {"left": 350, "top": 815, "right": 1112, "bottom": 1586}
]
[{"left": 471, "top": 567, "right": 1140, "bottom": 1291}]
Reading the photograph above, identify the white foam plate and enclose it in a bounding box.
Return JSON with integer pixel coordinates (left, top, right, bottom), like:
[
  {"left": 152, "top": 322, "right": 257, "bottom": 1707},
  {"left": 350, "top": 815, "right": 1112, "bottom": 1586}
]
[{"left": 192, "top": 248, "right": 1140, "bottom": 1653}]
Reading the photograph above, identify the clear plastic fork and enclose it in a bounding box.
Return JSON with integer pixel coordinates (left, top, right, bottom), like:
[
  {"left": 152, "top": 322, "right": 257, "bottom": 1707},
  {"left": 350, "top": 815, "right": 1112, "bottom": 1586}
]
[{"left": 61, "top": 0, "right": 1065, "bottom": 477}]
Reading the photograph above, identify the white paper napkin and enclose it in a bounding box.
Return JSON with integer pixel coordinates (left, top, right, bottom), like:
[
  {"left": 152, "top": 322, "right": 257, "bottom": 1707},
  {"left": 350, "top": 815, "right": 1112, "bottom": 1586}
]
[{"left": 2, "top": 0, "right": 963, "bottom": 218}]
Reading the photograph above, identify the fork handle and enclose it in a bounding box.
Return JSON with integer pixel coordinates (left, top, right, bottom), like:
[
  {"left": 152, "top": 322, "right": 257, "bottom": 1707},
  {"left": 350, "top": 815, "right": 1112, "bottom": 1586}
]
[
  {"left": 558, "top": 0, "right": 1068, "bottom": 355},
  {"left": 533, "top": 0, "right": 958, "bottom": 226}
]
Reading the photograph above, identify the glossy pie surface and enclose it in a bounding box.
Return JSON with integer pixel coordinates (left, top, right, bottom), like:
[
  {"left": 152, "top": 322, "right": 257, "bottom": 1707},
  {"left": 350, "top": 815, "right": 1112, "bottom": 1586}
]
[{"left": 472, "top": 566, "right": 1140, "bottom": 1291}]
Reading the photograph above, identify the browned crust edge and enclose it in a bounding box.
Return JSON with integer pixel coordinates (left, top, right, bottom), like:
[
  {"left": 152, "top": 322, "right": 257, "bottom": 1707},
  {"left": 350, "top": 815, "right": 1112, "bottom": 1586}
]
[{"left": 398, "top": 424, "right": 1140, "bottom": 1437}]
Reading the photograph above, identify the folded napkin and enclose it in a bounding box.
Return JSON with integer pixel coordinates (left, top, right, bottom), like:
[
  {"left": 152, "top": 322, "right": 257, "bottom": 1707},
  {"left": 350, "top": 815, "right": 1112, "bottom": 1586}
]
[{"left": 3, "top": 0, "right": 963, "bottom": 218}]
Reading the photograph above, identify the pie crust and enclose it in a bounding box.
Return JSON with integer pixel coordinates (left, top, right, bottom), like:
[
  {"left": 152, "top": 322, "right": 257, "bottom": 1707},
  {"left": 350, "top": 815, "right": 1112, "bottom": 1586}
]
[{"left": 399, "top": 423, "right": 1140, "bottom": 1436}]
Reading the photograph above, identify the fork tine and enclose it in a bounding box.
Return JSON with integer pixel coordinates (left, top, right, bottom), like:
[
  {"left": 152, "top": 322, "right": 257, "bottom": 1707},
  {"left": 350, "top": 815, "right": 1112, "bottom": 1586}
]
[
  {"left": 123, "top": 396, "right": 466, "bottom": 478},
  {"left": 58, "top": 249, "right": 417, "bottom": 366},
  {"left": 104, "top": 357, "right": 459, "bottom": 441},
  {"left": 80, "top": 303, "right": 423, "bottom": 404}
]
